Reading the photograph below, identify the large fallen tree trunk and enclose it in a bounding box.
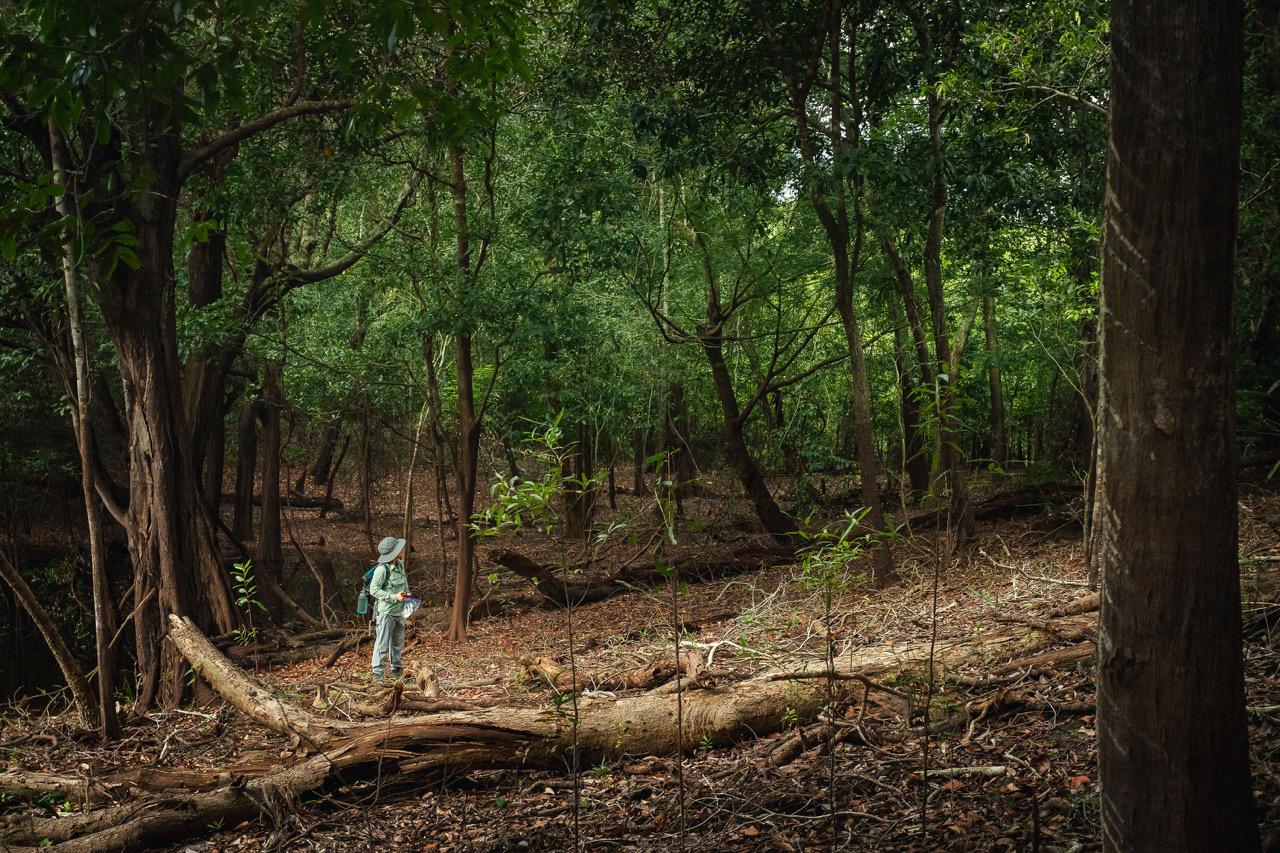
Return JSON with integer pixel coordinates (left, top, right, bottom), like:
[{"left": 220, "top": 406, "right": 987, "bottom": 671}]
[
  {"left": 488, "top": 545, "right": 796, "bottom": 608},
  {"left": 906, "top": 483, "right": 1078, "bottom": 530},
  {"left": 0, "top": 613, "right": 1094, "bottom": 851}
]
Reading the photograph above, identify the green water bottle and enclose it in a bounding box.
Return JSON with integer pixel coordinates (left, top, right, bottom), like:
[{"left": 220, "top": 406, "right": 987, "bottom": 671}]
[{"left": 356, "top": 588, "right": 369, "bottom": 615}]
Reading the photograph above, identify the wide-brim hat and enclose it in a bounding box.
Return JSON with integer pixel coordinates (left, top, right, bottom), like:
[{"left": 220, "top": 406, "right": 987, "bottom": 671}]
[{"left": 377, "top": 536, "right": 406, "bottom": 562}]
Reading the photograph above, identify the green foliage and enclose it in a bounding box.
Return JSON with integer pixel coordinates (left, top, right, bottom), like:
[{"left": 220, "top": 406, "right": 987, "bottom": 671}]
[{"left": 231, "top": 560, "right": 264, "bottom": 646}]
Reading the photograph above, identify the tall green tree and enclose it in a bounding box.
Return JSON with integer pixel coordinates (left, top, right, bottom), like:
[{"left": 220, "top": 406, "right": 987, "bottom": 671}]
[{"left": 0, "top": 0, "right": 525, "bottom": 698}]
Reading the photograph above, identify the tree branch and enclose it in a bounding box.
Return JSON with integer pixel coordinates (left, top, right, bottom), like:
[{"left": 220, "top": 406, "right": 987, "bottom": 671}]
[{"left": 178, "top": 100, "right": 354, "bottom": 183}]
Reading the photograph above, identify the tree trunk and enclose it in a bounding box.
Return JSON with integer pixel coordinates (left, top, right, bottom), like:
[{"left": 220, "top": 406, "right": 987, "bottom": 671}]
[
  {"left": 0, "top": 551, "right": 99, "bottom": 731},
  {"left": 658, "top": 382, "right": 696, "bottom": 509},
  {"left": 255, "top": 362, "right": 285, "bottom": 623},
  {"left": 308, "top": 420, "right": 342, "bottom": 486},
  {"left": 447, "top": 144, "right": 483, "bottom": 642},
  {"left": 1096, "top": 1, "right": 1258, "bottom": 849},
  {"left": 49, "top": 122, "right": 115, "bottom": 737},
  {"left": 890, "top": 298, "right": 930, "bottom": 496},
  {"left": 919, "top": 91, "right": 976, "bottom": 543},
  {"left": 232, "top": 401, "right": 259, "bottom": 542},
  {"left": 702, "top": 333, "right": 796, "bottom": 543},
  {"left": 631, "top": 428, "right": 648, "bottom": 496},
  {"left": 94, "top": 136, "right": 238, "bottom": 706},
  {"left": 564, "top": 421, "right": 596, "bottom": 541},
  {"left": 403, "top": 398, "right": 431, "bottom": 579},
  {"left": 983, "top": 295, "right": 1007, "bottom": 468}
]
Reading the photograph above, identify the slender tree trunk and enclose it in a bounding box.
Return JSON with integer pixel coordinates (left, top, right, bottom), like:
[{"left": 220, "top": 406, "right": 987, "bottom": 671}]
[
  {"left": 403, "top": 398, "right": 431, "bottom": 579},
  {"left": 359, "top": 406, "right": 373, "bottom": 547},
  {"left": 319, "top": 434, "right": 348, "bottom": 521},
  {"left": 424, "top": 334, "right": 456, "bottom": 525},
  {"left": 449, "top": 333, "right": 481, "bottom": 641},
  {"left": 880, "top": 233, "right": 937, "bottom": 390},
  {"left": 565, "top": 422, "right": 596, "bottom": 542},
  {"left": 890, "top": 299, "right": 930, "bottom": 495},
  {"left": 232, "top": 402, "right": 259, "bottom": 542},
  {"left": 632, "top": 429, "right": 648, "bottom": 497},
  {"left": 1096, "top": 2, "right": 1258, "bottom": 849},
  {"left": 834, "top": 289, "right": 896, "bottom": 584},
  {"left": 919, "top": 91, "right": 976, "bottom": 542},
  {"left": 983, "top": 295, "right": 1007, "bottom": 468},
  {"left": 0, "top": 552, "right": 100, "bottom": 727},
  {"left": 447, "top": 144, "right": 483, "bottom": 642},
  {"left": 49, "top": 122, "right": 115, "bottom": 736},
  {"left": 255, "top": 362, "right": 284, "bottom": 623},
  {"left": 808, "top": 4, "right": 894, "bottom": 582}
]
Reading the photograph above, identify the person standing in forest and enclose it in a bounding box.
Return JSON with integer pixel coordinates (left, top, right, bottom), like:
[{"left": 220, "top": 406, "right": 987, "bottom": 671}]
[{"left": 370, "top": 536, "right": 411, "bottom": 683}]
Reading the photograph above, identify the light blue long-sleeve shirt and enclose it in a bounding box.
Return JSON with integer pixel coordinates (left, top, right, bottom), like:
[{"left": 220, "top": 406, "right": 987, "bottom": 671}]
[{"left": 369, "top": 560, "right": 408, "bottom": 617}]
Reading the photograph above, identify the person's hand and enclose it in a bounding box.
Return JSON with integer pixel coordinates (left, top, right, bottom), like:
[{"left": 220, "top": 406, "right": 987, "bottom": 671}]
[{"left": 397, "top": 592, "right": 410, "bottom": 601}]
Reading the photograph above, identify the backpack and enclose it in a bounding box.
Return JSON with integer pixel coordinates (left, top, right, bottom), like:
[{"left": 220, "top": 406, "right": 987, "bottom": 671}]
[{"left": 356, "top": 564, "right": 384, "bottom": 614}]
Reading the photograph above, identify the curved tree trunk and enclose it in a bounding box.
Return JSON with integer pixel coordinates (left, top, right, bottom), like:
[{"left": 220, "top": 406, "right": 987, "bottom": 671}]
[
  {"left": 702, "top": 334, "right": 796, "bottom": 543},
  {"left": 0, "top": 552, "right": 98, "bottom": 729}
]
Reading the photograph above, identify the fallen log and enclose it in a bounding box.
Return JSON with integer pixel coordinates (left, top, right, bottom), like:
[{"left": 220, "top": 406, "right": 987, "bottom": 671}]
[
  {"left": 0, "top": 614, "right": 1093, "bottom": 851},
  {"left": 519, "top": 649, "right": 703, "bottom": 692},
  {"left": 907, "top": 483, "right": 1077, "bottom": 531},
  {"left": 489, "top": 545, "right": 796, "bottom": 609}
]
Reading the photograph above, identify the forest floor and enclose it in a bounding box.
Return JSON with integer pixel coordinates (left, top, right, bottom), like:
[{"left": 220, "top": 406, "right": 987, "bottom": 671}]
[{"left": 4, "top": 469, "right": 1280, "bottom": 852}]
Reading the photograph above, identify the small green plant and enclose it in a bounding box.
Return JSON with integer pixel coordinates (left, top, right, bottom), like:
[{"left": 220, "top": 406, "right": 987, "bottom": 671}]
[
  {"left": 231, "top": 560, "right": 265, "bottom": 646},
  {"left": 698, "top": 735, "right": 714, "bottom": 751},
  {"left": 782, "top": 706, "right": 799, "bottom": 729},
  {"left": 592, "top": 757, "right": 611, "bottom": 780}
]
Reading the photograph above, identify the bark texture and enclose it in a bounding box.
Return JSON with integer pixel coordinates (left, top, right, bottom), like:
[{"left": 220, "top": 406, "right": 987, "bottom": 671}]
[{"left": 1096, "top": 2, "right": 1259, "bottom": 850}]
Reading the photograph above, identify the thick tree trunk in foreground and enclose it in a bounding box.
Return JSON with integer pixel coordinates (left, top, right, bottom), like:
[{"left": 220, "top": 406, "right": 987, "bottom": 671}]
[
  {"left": 1096, "top": 2, "right": 1259, "bottom": 850},
  {"left": 94, "top": 137, "right": 239, "bottom": 707}
]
